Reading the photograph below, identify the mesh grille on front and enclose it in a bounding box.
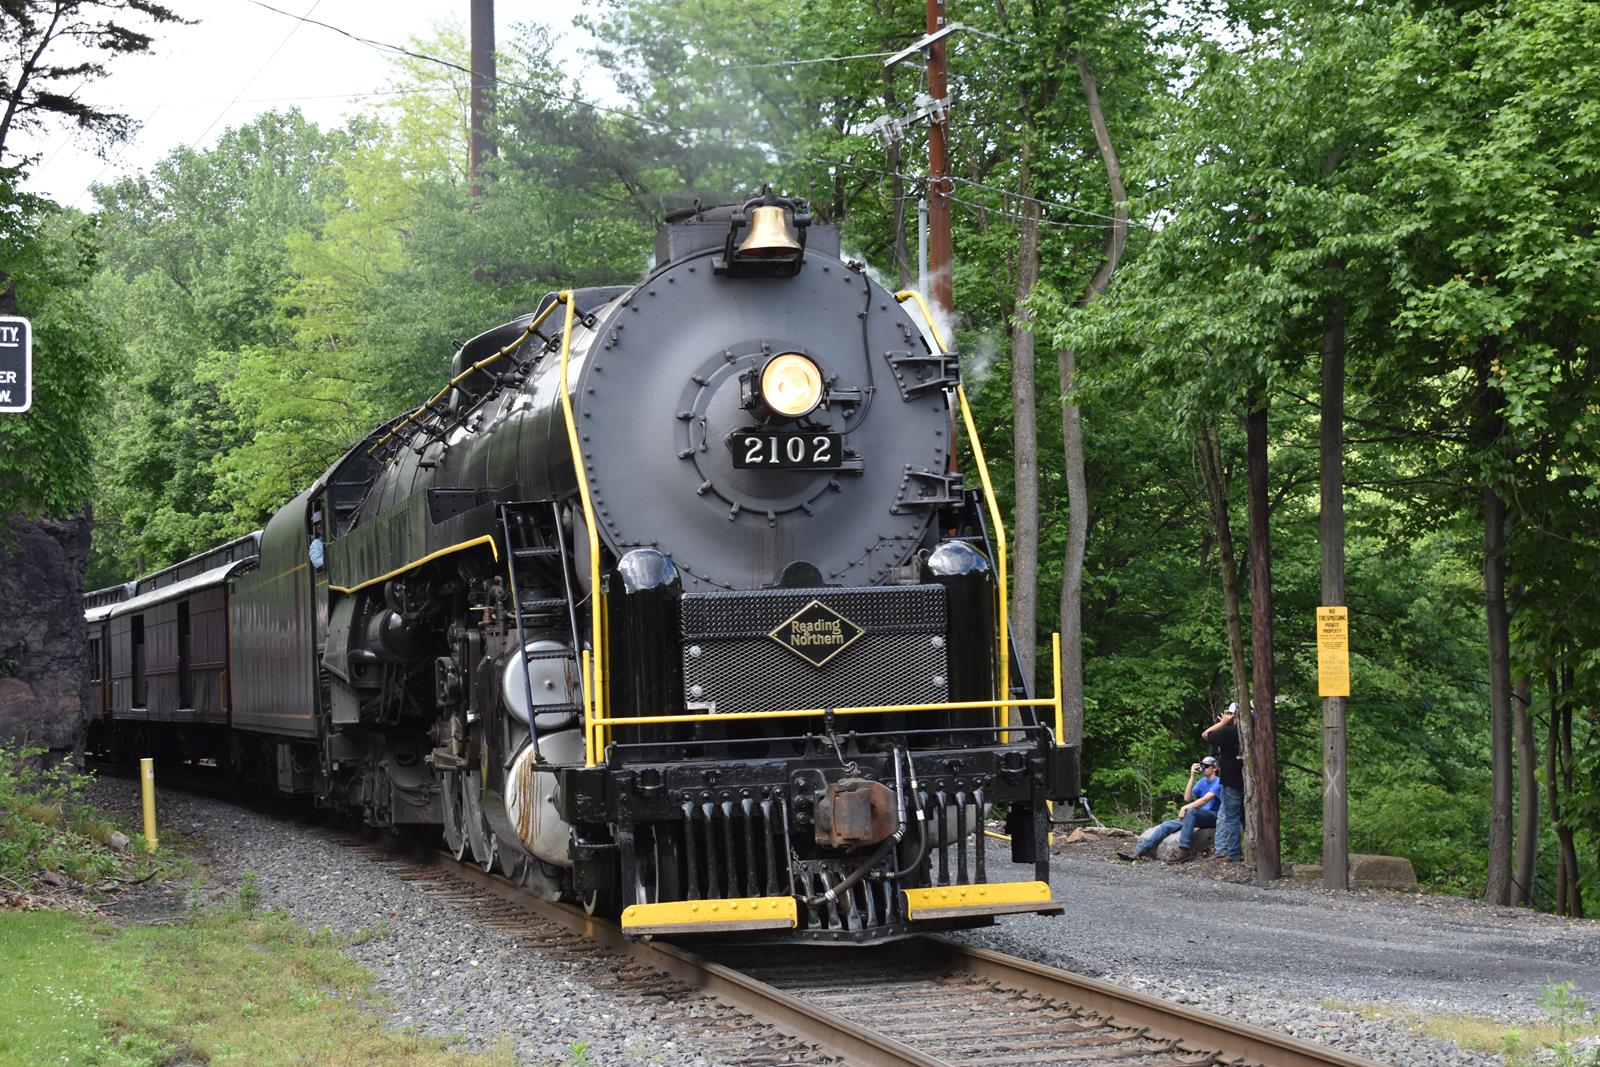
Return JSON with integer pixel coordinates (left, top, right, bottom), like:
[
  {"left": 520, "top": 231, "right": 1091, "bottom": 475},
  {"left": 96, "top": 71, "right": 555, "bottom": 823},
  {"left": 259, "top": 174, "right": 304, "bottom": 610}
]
[{"left": 681, "top": 586, "right": 947, "bottom": 715}]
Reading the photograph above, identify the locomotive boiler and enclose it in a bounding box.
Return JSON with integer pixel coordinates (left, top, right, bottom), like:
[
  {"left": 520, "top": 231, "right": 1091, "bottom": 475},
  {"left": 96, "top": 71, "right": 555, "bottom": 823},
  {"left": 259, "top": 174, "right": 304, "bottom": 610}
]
[{"left": 86, "top": 191, "right": 1079, "bottom": 943}]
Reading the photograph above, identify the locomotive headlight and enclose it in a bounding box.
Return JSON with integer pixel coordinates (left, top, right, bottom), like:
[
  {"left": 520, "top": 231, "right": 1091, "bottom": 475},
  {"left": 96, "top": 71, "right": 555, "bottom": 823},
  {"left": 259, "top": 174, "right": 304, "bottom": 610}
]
[{"left": 760, "top": 354, "right": 824, "bottom": 418}]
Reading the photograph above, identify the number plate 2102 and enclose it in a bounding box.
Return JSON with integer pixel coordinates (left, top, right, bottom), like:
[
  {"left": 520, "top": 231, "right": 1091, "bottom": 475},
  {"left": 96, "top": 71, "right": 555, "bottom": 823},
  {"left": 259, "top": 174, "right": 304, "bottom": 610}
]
[{"left": 730, "top": 431, "right": 842, "bottom": 469}]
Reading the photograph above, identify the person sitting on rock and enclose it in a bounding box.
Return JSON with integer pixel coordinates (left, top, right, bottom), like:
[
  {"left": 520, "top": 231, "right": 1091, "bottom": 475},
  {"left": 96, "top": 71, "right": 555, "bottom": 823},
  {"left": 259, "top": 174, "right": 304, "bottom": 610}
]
[{"left": 1119, "top": 757, "right": 1223, "bottom": 864}]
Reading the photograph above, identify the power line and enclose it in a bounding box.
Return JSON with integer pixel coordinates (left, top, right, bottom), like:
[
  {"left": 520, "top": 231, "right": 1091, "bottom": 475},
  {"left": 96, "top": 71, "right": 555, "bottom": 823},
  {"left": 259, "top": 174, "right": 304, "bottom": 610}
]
[
  {"left": 948, "top": 192, "right": 1120, "bottom": 231},
  {"left": 721, "top": 50, "right": 899, "bottom": 70},
  {"left": 227, "top": 2, "right": 1139, "bottom": 236},
  {"left": 192, "top": 0, "right": 324, "bottom": 148},
  {"left": 239, "top": 0, "right": 688, "bottom": 135},
  {"left": 67, "top": 0, "right": 322, "bottom": 206}
]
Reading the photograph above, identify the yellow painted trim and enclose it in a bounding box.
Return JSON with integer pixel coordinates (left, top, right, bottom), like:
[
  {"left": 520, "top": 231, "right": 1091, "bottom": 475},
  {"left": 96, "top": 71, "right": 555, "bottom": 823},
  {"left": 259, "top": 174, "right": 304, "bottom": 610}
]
[
  {"left": 590, "top": 696, "right": 1053, "bottom": 729},
  {"left": 582, "top": 649, "right": 595, "bottom": 768},
  {"left": 328, "top": 535, "right": 499, "bottom": 594},
  {"left": 247, "top": 560, "right": 309, "bottom": 585},
  {"left": 896, "top": 287, "right": 948, "bottom": 350},
  {"left": 1052, "top": 631, "right": 1064, "bottom": 743},
  {"left": 903, "top": 880, "right": 1053, "bottom": 920},
  {"left": 371, "top": 300, "right": 562, "bottom": 454},
  {"left": 555, "top": 292, "right": 606, "bottom": 758},
  {"left": 895, "top": 290, "right": 1010, "bottom": 738},
  {"left": 621, "top": 896, "right": 797, "bottom": 932}
]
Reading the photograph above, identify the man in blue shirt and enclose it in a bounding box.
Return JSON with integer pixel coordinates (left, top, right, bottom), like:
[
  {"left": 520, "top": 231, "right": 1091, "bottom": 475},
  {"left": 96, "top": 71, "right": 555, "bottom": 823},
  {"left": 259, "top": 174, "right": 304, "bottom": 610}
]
[
  {"left": 309, "top": 519, "right": 325, "bottom": 572},
  {"left": 1120, "top": 756, "right": 1223, "bottom": 864}
]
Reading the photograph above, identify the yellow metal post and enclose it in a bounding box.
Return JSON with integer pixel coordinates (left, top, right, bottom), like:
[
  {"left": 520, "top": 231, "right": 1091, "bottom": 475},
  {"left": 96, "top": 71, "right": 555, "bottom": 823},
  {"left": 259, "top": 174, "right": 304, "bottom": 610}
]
[
  {"left": 139, "top": 757, "right": 157, "bottom": 853},
  {"left": 1052, "top": 631, "right": 1064, "bottom": 743}
]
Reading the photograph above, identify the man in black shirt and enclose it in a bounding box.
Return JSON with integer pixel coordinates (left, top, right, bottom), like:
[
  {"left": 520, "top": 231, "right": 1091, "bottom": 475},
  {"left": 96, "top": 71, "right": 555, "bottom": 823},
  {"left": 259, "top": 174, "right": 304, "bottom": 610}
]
[{"left": 1202, "top": 704, "right": 1246, "bottom": 862}]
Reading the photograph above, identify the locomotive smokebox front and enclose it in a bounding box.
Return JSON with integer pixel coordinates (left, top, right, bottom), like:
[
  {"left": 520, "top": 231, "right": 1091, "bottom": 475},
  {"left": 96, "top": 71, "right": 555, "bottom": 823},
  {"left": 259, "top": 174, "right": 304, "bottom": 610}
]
[{"left": 570, "top": 199, "right": 957, "bottom": 593}]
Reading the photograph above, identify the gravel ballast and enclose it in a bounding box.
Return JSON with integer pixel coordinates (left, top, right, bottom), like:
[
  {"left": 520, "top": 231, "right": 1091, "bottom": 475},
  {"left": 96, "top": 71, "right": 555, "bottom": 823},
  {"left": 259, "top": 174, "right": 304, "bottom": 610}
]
[
  {"left": 959, "top": 835, "right": 1600, "bottom": 1066},
  {"left": 86, "top": 777, "right": 1600, "bottom": 1066}
]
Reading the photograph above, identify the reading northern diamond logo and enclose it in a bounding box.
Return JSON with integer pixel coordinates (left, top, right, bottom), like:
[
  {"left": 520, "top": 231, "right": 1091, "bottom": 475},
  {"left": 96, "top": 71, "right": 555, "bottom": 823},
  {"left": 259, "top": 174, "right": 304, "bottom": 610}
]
[{"left": 769, "top": 599, "right": 864, "bottom": 668}]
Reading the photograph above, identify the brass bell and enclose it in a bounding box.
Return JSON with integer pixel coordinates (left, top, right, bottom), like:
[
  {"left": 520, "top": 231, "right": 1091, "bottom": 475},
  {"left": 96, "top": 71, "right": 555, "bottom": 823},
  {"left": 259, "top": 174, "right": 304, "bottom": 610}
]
[{"left": 737, "top": 205, "right": 802, "bottom": 257}]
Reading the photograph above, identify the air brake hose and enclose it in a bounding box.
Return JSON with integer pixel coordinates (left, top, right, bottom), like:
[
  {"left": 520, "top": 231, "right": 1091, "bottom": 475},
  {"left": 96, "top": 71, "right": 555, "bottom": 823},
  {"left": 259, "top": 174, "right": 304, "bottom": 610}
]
[{"left": 882, "top": 749, "right": 931, "bottom": 880}]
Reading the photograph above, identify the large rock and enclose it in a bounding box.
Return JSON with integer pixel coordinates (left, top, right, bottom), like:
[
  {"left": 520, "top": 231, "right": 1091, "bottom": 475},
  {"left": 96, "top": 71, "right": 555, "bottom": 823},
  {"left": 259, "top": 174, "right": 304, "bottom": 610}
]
[
  {"left": 1294, "top": 854, "right": 1419, "bottom": 890},
  {"left": 0, "top": 514, "right": 90, "bottom": 755},
  {"left": 1351, "top": 853, "right": 1418, "bottom": 889}
]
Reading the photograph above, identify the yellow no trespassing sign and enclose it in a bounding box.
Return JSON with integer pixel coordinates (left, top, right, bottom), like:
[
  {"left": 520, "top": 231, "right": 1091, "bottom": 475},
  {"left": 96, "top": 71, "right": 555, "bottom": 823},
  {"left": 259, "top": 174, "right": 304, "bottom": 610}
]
[{"left": 1317, "top": 606, "right": 1350, "bottom": 698}]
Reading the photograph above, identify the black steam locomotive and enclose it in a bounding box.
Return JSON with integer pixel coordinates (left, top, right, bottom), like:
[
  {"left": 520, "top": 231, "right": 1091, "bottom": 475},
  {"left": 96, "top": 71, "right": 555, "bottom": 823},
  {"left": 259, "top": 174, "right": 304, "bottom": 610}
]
[{"left": 85, "top": 192, "right": 1078, "bottom": 943}]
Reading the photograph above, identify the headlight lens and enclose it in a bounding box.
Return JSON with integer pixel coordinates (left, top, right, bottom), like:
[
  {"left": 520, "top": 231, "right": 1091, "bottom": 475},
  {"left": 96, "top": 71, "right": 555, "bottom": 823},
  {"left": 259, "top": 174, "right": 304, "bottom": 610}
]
[{"left": 760, "top": 353, "right": 824, "bottom": 418}]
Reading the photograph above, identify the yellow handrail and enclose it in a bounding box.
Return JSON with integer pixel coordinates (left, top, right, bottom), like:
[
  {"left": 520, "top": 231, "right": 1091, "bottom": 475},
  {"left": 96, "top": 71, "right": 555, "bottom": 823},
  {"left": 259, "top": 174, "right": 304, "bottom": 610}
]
[
  {"left": 1052, "top": 631, "right": 1064, "bottom": 743},
  {"left": 370, "top": 299, "right": 562, "bottom": 455},
  {"left": 589, "top": 696, "right": 1054, "bottom": 729},
  {"left": 894, "top": 290, "right": 1011, "bottom": 727},
  {"left": 582, "top": 649, "right": 595, "bottom": 766},
  {"left": 555, "top": 293, "right": 607, "bottom": 765}
]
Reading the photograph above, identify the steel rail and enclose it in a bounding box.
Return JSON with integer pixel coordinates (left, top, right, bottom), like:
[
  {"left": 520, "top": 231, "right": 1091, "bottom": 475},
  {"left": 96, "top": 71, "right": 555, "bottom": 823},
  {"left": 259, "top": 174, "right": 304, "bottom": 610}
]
[
  {"left": 431, "top": 850, "right": 940, "bottom": 1067},
  {"left": 98, "top": 775, "right": 1383, "bottom": 1067},
  {"left": 424, "top": 846, "right": 1382, "bottom": 1067},
  {"left": 926, "top": 936, "right": 1387, "bottom": 1067}
]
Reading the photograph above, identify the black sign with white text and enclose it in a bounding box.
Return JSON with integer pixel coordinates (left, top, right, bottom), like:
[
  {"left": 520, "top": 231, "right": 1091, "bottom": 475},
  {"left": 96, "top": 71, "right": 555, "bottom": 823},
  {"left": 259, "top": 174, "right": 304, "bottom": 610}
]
[{"left": 0, "top": 316, "right": 31, "bottom": 414}]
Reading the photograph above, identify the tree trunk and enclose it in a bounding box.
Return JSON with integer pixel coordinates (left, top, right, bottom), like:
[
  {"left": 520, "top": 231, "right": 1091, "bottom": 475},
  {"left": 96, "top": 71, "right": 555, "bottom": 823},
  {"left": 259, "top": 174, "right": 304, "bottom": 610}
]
[
  {"left": 1545, "top": 662, "right": 1582, "bottom": 917},
  {"left": 1196, "top": 425, "right": 1255, "bottom": 859},
  {"left": 1558, "top": 666, "right": 1582, "bottom": 918},
  {"left": 1320, "top": 300, "right": 1349, "bottom": 892},
  {"left": 1548, "top": 665, "right": 1566, "bottom": 914},
  {"left": 1054, "top": 50, "right": 1128, "bottom": 748},
  {"left": 1476, "top": 346, "right": 1514, "bottom": 906},
  {"left": 1246, "top": 394, "right": 1281, "bottom": 881},
  {"left": 1010, "top": 161, "right": 1041, "bottom": 696},
  {"left": 1512, "top": 671, "right": 1536, "bottom": 906}
]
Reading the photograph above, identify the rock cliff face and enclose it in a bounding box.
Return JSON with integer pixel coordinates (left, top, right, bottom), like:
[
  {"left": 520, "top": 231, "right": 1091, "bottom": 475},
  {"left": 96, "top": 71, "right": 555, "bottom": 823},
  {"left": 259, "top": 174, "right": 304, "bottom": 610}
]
[{"left": 0, "top": 514, "right": 90, "bottom": 754}]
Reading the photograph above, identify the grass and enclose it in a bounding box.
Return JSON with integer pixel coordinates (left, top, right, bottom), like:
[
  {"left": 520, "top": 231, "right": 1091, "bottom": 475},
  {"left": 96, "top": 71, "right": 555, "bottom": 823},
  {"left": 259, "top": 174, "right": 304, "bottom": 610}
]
[
  {"left": 0, "top": 890, "right": 517, "bottom": 1066},
  {"left": 1, "top": 746, "right": 518, "bottom": 1066},
  {"left": 1323, "top": 993, "right": 1599, "bottom": 1062}
]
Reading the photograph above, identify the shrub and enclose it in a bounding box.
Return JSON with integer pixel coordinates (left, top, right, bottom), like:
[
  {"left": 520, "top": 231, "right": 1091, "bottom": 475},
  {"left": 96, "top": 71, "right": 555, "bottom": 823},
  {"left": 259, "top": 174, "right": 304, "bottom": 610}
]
[{"left": 0, "top": 745, "right": 125, "bottom": 888}]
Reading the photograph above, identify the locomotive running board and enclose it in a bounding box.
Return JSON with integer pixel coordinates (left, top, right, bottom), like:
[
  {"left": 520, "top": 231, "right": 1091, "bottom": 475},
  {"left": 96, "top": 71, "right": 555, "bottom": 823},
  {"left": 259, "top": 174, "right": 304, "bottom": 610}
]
[
  {"left": 621, "top": 896, "right": 799, "bottom": 936},
  {"left": 902, "top": 880, "right": 1063, "bottom": 921}
]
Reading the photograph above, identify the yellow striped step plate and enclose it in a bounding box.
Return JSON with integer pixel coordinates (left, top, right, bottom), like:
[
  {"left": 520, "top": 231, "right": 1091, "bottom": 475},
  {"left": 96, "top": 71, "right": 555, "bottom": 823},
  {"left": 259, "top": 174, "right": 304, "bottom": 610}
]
[
  {"left": 621, "top": 896, "right": 799, "bottom": 936},
  {"left": 902, "top": 880, "right": 1064, "bottom": 921}
]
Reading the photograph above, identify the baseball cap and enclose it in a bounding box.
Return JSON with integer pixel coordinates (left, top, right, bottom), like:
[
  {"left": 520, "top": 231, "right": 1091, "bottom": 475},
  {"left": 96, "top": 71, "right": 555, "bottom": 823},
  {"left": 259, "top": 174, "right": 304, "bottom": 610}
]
[{"left": 1200, "top": 756, "right": 1217, "bottom": 767}]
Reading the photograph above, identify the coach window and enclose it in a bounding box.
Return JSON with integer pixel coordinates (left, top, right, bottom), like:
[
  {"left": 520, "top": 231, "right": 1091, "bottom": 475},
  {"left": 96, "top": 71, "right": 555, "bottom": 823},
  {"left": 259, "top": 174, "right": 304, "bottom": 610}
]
[
  {"left": 177, "top": 601, "right": 193, "bottom": 709},
  {"left": 87, "top": 638, "right": 102, "bottom": 683},
  {"left": 131, "top": 615, "right": 147, "bottom": 708}
]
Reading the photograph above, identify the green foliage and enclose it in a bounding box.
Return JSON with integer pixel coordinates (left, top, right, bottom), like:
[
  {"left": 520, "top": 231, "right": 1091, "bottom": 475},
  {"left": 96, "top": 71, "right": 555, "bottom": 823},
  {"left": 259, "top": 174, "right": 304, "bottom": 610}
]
[
  {"left": 237, "top": 870, "right": 261, "bottom": 914},
  {"left": 0, "top": 745, "right": 130, "bottom": 887},
  {"left": 0, "top": 204, "right": 117, "bottom": 520},
  {"left": 26, "top": 0, "right": 1595, "bottom": 912},
  {"left": 1533, "top": 982, "right": 1600, "bottom": 1067}
]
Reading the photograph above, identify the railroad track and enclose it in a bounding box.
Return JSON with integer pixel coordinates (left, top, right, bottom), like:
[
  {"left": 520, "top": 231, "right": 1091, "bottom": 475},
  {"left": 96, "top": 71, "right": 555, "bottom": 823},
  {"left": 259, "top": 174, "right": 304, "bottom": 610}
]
[{"left": 332, "top": 828, "right": 1387, "bottom": 1067}]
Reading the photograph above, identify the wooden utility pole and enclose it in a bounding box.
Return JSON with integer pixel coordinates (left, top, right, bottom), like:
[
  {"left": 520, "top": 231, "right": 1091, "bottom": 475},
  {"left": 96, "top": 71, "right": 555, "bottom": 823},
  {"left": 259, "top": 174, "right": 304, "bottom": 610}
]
[
  {"left": 925, "top": 0, "right": 953, "bottom": 317},
  {"left": 1320, "top": 302, "right": 1349, "bottom": 891},
  {"left": 468, "top": 0, "right": 496, "bottom": 203}
]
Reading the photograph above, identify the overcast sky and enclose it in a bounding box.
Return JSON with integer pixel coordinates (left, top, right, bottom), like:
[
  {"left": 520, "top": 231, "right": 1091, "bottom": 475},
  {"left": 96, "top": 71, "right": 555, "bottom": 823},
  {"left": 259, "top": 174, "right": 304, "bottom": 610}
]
[{"left": 13, "top": 0, "right": 607, "bottom": 210}]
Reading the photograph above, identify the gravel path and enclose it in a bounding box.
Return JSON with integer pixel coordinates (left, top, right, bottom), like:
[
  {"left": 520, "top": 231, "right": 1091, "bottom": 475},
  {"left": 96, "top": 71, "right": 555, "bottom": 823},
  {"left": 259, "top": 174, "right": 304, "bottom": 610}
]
[
  {"left": 85, "top": 776, "right": 1600, "bottom": 1066},
  {"left": 957, "top": 835, "right": 1600, "bottom": 1066}
]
